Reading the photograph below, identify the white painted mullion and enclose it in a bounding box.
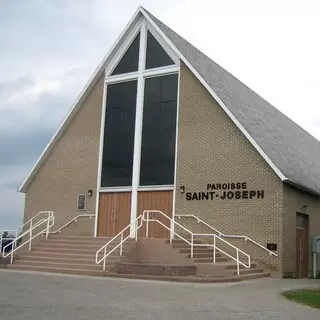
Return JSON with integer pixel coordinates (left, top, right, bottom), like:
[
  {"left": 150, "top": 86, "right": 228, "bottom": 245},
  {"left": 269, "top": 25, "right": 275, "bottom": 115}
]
[
  {"left": 142, "top": 65, "right": 179, "bottom": 79},
  {"left": 171, "top": 70, "right": 181, "bottom": 240},
  {"left": 99, "top": 187, "right": 132, "bottom": 193},
  {"left": 94, "top": 76, "right": 108, "bottom": 237},
  {"left": 137, "top": 185, "right": 174, "bottom": 192},
  {"left": 105, "top": 72, "right": 139, "bottom": 84},
  {"left": 129, "top": 19, "right": 147, "bottom": 237}
]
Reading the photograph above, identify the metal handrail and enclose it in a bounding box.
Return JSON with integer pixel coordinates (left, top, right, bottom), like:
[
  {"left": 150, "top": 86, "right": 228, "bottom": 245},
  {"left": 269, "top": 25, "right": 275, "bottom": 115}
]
[
  {"left": 143, "top": 210, "right": 250, "bottom": 275},
  {"left": 51, "top": 214, "right": 95, "bottom": 234},
  {"left": 176, "top": 214, "right": 278, "bottom": 257},
  {"left": 0, "top": 211, "right": 53, "bottom": 249},
  {"left": 2, "top": 211, "right": 54, "bottom": 263},
  {"left": 95, "top": 215, "right": 143, "bottom": 271}
]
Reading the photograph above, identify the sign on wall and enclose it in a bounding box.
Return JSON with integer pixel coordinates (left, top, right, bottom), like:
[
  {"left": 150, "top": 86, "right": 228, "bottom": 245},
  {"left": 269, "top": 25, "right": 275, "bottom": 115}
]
[{"left": 185, "top": 182, "right": 264, "bottom": 201}]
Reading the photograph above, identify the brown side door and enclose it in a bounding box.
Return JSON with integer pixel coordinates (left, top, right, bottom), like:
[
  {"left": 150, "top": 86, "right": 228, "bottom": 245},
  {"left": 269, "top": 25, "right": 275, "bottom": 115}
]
[
  {"left": 296, "top": 213, "right": 309, "bottom": 278},
  {"left": 97, "top": 192, "right": 131, "bottom": 237}
]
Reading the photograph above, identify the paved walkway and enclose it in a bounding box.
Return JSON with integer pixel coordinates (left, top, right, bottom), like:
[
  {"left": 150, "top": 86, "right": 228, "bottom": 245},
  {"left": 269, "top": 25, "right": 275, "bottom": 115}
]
[{"left": 0, "top": 270, "right": 319, "bottom": 319}]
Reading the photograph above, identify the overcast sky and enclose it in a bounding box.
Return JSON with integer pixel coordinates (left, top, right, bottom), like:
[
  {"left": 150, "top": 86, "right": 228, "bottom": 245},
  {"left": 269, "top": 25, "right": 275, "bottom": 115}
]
[{"left": 1, "top": 0, "right": 320, "bottom": 229}]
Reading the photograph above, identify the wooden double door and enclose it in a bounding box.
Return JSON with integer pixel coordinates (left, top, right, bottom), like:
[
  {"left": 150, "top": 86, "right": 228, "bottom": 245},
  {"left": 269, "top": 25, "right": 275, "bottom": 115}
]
[{"left": 97, "top": 190, "right": 173, "bottom": 238}]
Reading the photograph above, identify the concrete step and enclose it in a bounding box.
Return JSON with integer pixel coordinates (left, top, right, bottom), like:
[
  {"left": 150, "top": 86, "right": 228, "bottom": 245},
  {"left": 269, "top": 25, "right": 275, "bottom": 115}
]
[
  {"left": 179, "top": 247, "right": 215, "bottom": 254},
  {"left": 235, "top": 268, "right": 264, "bottom": 275},
  {"left": 48, "top": 235, "right": 113, "bottom": 241},
  {"left": 235, "top": 272, "right": 271, "bottom": 280},
  {"left": 7, "top": 263, "right": 271, "bottom": 282},
  {"left": 17, "top": 255, "right": 123, "bottom": 264},
  {"left": 29, "top": 246, "right": 131, "bottom": 255},
  {"left": 44, "top": 239, "right": 116, "bottom": 246},
  {"left": 20, "top": 251, "right": 96, "bottom": 259},
  {"left": 13, "top": 259, "right": 105, "bottom": 270},
  {"left": 193, "top": 257, "right": 228, "bottom": 263},
  {"left": 19, "top": 250, "right": 122, "bottom": 258},
  {"left": 7, "top": 264, "right": 112, "bottom": 275},
  {"left": 172, "top": 244, "right": 211, "bottom": 249},
  {"left": 35, "top": 242, "right": 110, "bottom": 250},
  {"left": 28, "top": 247, "right": 106, "bottom": 254},
  {"left": 166, "top": 239, "right": 204, "bottom": 244},
  {"left": 47, "top": 237, "right": 137, "bottom": 243},
  {"left": 224, "top": 262, "right": 258, "bottom": 270},
  {"left": 185, "top": 252, "right": 221, "bottom": 258}
]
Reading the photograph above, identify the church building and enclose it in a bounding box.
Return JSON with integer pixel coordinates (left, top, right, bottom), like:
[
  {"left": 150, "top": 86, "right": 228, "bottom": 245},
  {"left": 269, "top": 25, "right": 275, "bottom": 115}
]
[{"left": 18, "top": 7, "right": 320, "bottom": 279}]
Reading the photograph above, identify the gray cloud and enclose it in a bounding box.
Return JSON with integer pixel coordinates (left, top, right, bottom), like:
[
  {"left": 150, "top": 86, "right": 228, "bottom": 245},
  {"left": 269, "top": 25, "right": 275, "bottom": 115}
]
[
  {"left": 0, "top": 66, "right": 91, "bottom": 167},
  {"left": 0, "top": 128, "right": 51, "bottom": 167},
  {"left": 0, "top": 78, "right": 33, "bottom": 99}
]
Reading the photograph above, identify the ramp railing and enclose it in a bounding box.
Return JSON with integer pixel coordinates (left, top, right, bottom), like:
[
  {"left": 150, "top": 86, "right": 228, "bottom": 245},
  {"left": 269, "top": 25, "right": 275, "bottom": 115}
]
[
  {"left": 176, "top": 214, "right": 278, "bottom": 257},
  {"left": 2, "top": 211, "right": 54, "bottom": 263}
]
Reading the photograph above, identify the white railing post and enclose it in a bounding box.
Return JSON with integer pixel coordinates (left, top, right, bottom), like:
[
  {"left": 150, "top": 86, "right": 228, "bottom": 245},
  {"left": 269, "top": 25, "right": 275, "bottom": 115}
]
[
  {"left": 236, "top": 250, "right": 240, "bottom": 275},
  {"left": 10, "top": 240, "right": 16, "bottom": 264},
  {"left": 29, "top": 221, "right": 32, "bottom": 251},
  {"left": 46, "top": 215, "right": 50, "bottom": 239},
  {"left": 213, "top": 235, "right": 216, "bottom": 263},
  {"left": 135, "top": 224, "right": 138, "bottom": 242},
  {"left": 146, "top": 211, "right": 149, "bottom": 238},
  {"left": 103, "top": 247, "right": 106, "bottom": 271},
  {"left": 191, "top": 234, "right": 194, "bottom": 258},
  {"left": 120, "top": 233, "right": 123, "bottom": 256},
  {"left": 0, "top": 232, "right": 2, "bottom": 256},
  {"left": 1, "top": 211, "right": 56, "bottom": 263}
]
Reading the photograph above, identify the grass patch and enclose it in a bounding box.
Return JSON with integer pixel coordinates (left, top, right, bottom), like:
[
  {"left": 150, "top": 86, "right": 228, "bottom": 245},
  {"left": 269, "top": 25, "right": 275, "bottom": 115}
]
[{"left": 282, "top": 290, "right": 320, "bottom": 309}]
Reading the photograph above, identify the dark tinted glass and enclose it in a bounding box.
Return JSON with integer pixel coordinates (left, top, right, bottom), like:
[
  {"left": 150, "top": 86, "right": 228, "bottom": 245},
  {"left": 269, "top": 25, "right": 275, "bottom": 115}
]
[
  {"left": 145, "top": 31, "right": 174, "bottom": 69},
  {"left": 111, "top": 33, "right": 140, "bottom": 75},
  {"left": 101, "top": 81, "right": 137, "bottom": 187},
  {"left": 140, "top": 74, "right": 178, "bottom": 185}
]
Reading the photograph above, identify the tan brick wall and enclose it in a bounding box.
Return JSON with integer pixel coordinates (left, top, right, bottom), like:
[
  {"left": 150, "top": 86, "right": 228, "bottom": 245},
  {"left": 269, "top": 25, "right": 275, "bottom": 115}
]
[
  {"left": 23, "top": 73, "right": 104, "bottom": 235},
  {"left": 283, "top": 184, "right": 320, "bottom": 277},
  {"left": 175, "top": 63, "right": 283, "bottom": 271}
]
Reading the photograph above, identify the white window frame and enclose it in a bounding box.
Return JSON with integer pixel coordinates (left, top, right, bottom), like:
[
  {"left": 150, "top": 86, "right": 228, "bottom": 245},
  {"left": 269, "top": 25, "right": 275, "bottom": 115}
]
[
  {"left": 77, "top": 194, "right": 87, "bottom": 211},
  {"left": 99, "top": 187, "right": 132, "bottom": 193},
  {"left": 96, "top": 17, "right": 180, "bottom": 236}
]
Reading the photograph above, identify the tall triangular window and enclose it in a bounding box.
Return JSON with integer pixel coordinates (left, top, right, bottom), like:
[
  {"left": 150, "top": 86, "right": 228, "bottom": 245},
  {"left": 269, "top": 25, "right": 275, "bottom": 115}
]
[
  {"left": 145, "top": 31, "right": 174, "bottom": 69},
  {"left": 102, "top": 23, "right": 179, "bottom": 189},
  {"left": 111, "top": 33, "right": 140, "bottom": 75}
]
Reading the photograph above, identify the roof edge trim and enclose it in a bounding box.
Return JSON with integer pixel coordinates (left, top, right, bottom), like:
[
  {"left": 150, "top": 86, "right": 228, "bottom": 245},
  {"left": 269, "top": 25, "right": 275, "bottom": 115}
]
[
  {"left": 284, "top": 179, "right": 320, "bottom": 198},
  {"left": 140, "top": 7, "right": 287, "bottom": 182}
]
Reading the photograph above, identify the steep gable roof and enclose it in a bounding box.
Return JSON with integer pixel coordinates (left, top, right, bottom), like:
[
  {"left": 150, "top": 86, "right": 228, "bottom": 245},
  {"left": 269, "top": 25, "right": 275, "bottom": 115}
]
[
  {"left": 19, "top": 7, "right": 320, "bottom": 196},
  {"left": 143, "top": 8, "right": 320, "bottom": 196}
]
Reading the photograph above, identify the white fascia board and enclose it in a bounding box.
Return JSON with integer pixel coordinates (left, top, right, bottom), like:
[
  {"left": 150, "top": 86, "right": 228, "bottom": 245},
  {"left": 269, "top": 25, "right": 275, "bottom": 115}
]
[
  {"left": 18, "top": 9, "right": 144, "bottom": 193},
  {"left": 140, "top": 7, "right": 287, "bottom": 182}
]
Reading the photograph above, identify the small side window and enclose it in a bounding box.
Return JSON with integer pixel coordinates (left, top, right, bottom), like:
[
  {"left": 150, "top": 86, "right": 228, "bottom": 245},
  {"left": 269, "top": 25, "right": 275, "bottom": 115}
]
[{"left": 77, "top": 194, "right": 86, "bottom": 211}]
